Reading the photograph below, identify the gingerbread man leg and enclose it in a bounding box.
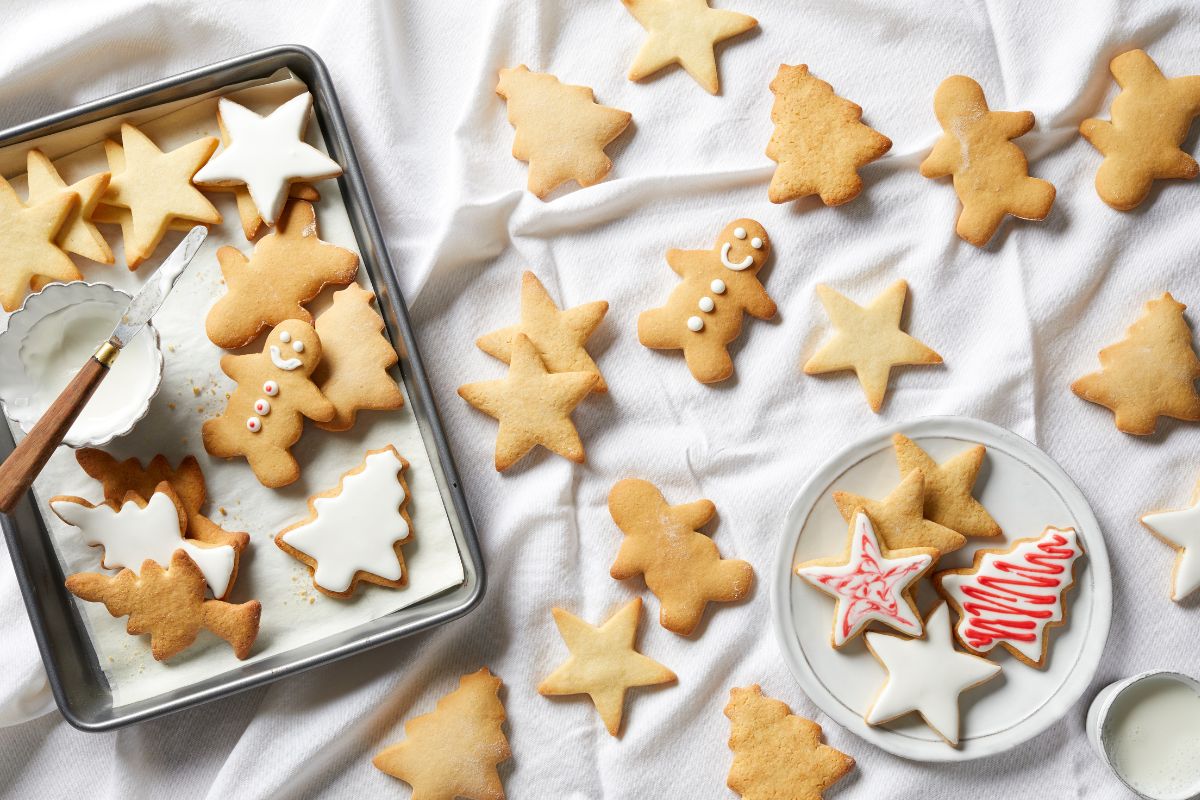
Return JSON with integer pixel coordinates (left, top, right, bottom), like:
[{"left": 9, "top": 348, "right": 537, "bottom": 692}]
[
  {"left": 201, "top": 416, "right": 247, "bottom": 460},
  {"left": 1008, "top": 177, "right": 1056, "bottom": 221},
  {"left": 637, "top": 306, "right": 685, "bottom": 350},
  {"left": 956, "top": 203, "right": 1008, "bottom": 247},
  {"left": 683, "top": 341, "right": 733, "bottom": 383},
  {"left": 245, "top": 445, "right": 300, "bottom": 489}
]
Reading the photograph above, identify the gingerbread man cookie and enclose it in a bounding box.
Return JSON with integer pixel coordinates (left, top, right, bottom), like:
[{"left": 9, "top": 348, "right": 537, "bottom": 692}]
[
  {"left": 202, "top": 320, "right": 335, "bottom": 488},
  {"left": 920, "top": 75, "right": 1055, "bottom": 246},
  {"left": 638, "top": 219, "right": 774, "bottom": 383}
]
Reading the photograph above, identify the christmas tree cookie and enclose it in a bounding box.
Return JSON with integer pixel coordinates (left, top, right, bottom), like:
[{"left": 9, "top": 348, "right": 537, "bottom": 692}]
[
  {"left": 638, "top": 218, "right": 775, "bottom": 383},
  {"left": 620, "top": 0, "right": 757, "bottom": 94},
  {"left": 1072, "top": 293, "right": 1200, "bottom": 435},
  {"left": 766, "top": 63, "right": 891, "bottom": 205}
]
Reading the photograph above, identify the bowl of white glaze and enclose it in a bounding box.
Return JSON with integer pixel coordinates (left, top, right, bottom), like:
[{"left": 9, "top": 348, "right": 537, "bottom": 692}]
[{"left": 0, "top": 281, "right": 164, "bottom": 448}]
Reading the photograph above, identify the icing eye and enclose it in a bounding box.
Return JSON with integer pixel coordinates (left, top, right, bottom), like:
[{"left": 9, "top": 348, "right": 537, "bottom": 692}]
[
  {"left": 710, "top": 279, "right": 726, "bottom": 294},
  {"left": 698, "top": 297, "right": 715, "bottom": 313},
  {"left": 733, "top": 227, "right": 747, "bottom": 239},
  {"left": 687, "top": 316, "right": 704, "bottom": 332},
  {"left": 254, "top": 398, "right": 272, "bottom": 415},
  {"left": 246, "top": 416, "right": 262, "bottom": 433},
  {"left": 279, "top": 330, "right": 292, "bottom": 343},
  {"left": 751, "top": 237, "right": 763, "bottom": 250},
  {"left": 292, "top": 340, "right": 304, "bottom": 353},
  {"left": 262, "top": 380, "right": 279, "bottom": 396}
]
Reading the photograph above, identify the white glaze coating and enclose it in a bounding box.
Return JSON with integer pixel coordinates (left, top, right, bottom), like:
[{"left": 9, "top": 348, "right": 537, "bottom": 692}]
[
  {"left": 262, "top": 380, "right": 279, "bottom": 396},
  {"left": 254, "top": 398, "right": 271, "bottom": 415},
  {"left": 687, "top": 315, "right": 704, "bottom": 332},
  {"left": 279, "top": 330, "right": 292, "bottom": 343},
  {"left": 710, "top": 279, "right": 726, "bottom": 294},
  {"left": 719, "top": 241, "right": 753, "bottom": 270},
  {"left": 698, "top": 297, "right": 715, "bottom": 313},
  {"left": 291, "top": 340, "right": 304, "bottom": 353},
  {"left": 1142, "top": 502, "right": 1200, "bottom": 602},
  {"left": 733, "top": 226, "right": 747, "bottom": 239},
  {"left": 269, "top": 345, "right": 302, "bottom": 371},
  {"left": 246, "top": 416, "right": 262, "bottom": 432}
]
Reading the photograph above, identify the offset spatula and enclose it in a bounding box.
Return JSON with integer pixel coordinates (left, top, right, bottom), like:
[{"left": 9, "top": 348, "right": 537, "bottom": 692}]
[{"left": 0, "top": 226, "right": 208, "bottom": 514}]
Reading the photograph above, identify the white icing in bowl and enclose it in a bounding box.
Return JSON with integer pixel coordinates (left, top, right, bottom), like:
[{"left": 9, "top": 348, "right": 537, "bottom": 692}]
[{"left": 0, "top": 282, "right": 164, "bottom": 448}]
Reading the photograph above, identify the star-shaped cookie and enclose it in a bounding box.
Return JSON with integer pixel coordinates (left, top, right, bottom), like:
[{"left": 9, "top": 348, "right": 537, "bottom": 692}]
[
  {"left": 0, "top": 174, "right": 79, "bottom": 311},
  {"left": 476, "top": 271, "right": 608, "bottom": 391},
  {"left": 100, "top": 124, "right": 220, "bottom": 268},
  {"left": 1141, "top": 481, "right": 1200, "bottom": 602},
  {"left": 25, "top": 150, "right": 112, "bottom": 264},
  {"left": 864, "top": 603, "right": 1002, "bottom": 746},
  {"left": 892, "top": 433, "right": 1001, "bottom": 538},
  {"left": 833, "top": 469, "right": 966, "bottom": 558},
  {"left": 621, "top": 0, "right": 757, "bottom": 95},
  {"left": 194, "top": 93, "right": 342, "bottom": 227},
  {"left": 804, "top": 280, "right": 942, "bottom": 412},
  {"left": 538, "top": 597, "right": 676, "bottom": 736},
  {"left": 458, "top": 333, "right": 597, "bottom": 470}
]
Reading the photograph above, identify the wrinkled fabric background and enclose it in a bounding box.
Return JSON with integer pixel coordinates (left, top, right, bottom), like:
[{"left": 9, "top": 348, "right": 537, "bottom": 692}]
[{"left": 2, "top": 1, "right": 1199, "bottom": 797}]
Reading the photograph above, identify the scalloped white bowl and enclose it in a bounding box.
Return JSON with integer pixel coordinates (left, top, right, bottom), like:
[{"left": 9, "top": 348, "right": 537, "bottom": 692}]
[{"left": 0, "top": 282, "right": 164, "bottom": 448}]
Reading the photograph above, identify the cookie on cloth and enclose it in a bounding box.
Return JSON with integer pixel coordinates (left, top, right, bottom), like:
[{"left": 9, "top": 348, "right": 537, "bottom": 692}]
[
  {"left": 25, "top": 149, "right": 112, "bottom": 264},
  {"left": 0, "top": 173, "right": 79, "bottom": 311},
  {"left": 496, "top": 65, "right": 632, "bottom": 198},
  {"left": 766, "top": 63, "right": 891, "bottom": 205},
  {"left": 920, "top": 75, "right": 1055, "bottom": 246},
  {"left": 1141, "top": 480, "right": 1200, "bottom": 602},
  {"left": 620, "top": 0, "right": 757, "bottom": 94},
  {"left": 891, "top": 433, "right": 1001, "bottom": 539},
  {"left": 833, "top": 469, "right": 965, "bottom": 558}
]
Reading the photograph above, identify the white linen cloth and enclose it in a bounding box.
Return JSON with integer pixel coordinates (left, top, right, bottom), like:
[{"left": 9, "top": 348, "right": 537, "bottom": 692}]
[{"left": 1, "top": 0, "right": 1198, "bottom": 797}]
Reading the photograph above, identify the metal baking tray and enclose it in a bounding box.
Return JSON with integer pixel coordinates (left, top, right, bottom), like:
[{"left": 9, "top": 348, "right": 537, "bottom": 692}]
[{"left": 0, "top": 45, "right": 485, "bottom": 731}]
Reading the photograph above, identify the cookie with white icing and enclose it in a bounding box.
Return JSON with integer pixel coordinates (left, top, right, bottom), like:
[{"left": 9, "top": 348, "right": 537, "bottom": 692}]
[{"left": 1142, "top": 481, "right": 1200, "bottom": 602}]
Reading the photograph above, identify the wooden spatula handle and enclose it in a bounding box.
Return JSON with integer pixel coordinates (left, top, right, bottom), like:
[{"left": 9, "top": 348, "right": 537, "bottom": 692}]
[{"left": 0, "top": 357, "right": 109, "bottom": 514}]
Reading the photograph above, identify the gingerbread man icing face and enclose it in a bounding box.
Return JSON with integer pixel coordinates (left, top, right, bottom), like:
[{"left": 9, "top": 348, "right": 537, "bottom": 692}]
[
  {"left": 716, "top": 219, "right": 769, "bottom": 273},
  {"left": 266, "top": 320, "right": 322, "bottom": 375}
]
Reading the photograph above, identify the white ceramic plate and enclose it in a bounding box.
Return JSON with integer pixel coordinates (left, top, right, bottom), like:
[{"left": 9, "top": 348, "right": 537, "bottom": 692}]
[{"left": 770, "top": 416, "right": 1111, "bottom": 762}]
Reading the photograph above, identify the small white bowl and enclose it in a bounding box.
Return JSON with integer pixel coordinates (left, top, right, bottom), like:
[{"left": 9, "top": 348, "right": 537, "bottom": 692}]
[{"left": 0, "top": 282, "right": 164, "bottom": 448}]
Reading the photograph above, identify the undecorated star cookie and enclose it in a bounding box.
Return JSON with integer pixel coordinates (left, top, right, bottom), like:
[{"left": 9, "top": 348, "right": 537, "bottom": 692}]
[
  {"left": 766, "top": 63, "right": 892, "bottom": 205},
  {"left": 864, "top": 603, "right": 1002, "bottom": 747},
  {"left": 621, "top": 0, "right": 757, "bottom": 94},
  {"left": 275, "top": 446, "right": 413, "bottom": 599},
  {"left": 921, "top": 75, "right": 1055, "bottom": 246},
  {"left": 804, "top": 280, "right": 942, "bottom": 412},
  {"left": 1072, "top": 292, "right": 1200, "bottom": 435},
  {"left": 477, "top": 271, "right": 609, "bottom": 391},
  {"left": 458, "top": 333, "right": 597, "bottom": 470},
  {"left": 0, "top": 173, "right": 79, "bottom": 311},
  {"left": 25, "top": 150, "right": 112, "bottom": 264},
  {"left": 1141, "top": 480, "right": 1200, "bottom": 602},
  {"left": 65, "top": 549, "right": 261, "bottom": 661},
  {"left": 1081, "top": 49, "right": 1200, "bottom": 211},
  {"left": 496, "top": 65, "right": 632, "bottom": 198},
  {"left": 373, "top": 668, "right": 511, "bottom": 800},
  {"left": 538, "top": 598, "right": 676, "bottom": 736},
  {"left": 795, "top": 511, "right": 934, "bottom": 648},
  {"left": 725, "top": 684, "right": 854, "bottom": 800},
  {"left": 638, "top": 218, "right": 775, "bottom": 383},
  {"left": 833, "top": 469, "right": 965, "bottom": 558},
  {"left": 608, "top": 478, "right": 753, "bottom": 635},
  {"left": 892, "top": 433, "right": 1001, "bottom": 538}
]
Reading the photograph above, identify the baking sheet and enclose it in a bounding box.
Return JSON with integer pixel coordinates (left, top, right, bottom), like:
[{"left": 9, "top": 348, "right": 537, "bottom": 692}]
[{"left": 0, "top": 75, "right": 465, "bottom": 707}]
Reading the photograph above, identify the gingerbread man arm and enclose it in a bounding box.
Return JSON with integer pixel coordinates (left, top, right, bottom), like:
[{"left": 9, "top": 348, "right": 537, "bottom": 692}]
[
  {"left": 288, "top": 380, "right": 336, "bottom": 423},
  {"left": 739, "top": 280, "right": 777, "bottom": 321},
  {"left": 1111, "top": 49, "right": 1162, "bottom": 89},
  {"left": 665, "top": 248, "right": 706, "bottom": 278},
  {"left": 1173, "top": 75, "right": 1200, "bottom": 115},
  {"left": 674, "top": 499, "right": 716, "bottom": 530},
  {"left": 220, "top": 353, "right": 262, "bottom": 384},
  {"left": 920, "top": 135, "right": 960, "bottom": 179},
  {"left": 991, "top": 110, "right": 1035, "bottom": 140}
]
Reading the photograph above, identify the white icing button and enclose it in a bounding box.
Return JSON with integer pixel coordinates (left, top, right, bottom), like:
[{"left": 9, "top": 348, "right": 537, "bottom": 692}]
[
  {"left": 279, "top": 330, "right": 292, "bottom": 343},
  {"left": 698, "top": 297, "right": 715, "bottom": 313},
  {"left": 246, "top": 416, "right": 262, "bottom": 433},
  {"left": 292, "top": 340, "right": 304, "bottom": 353},
  {"left": 751, "top": 237, "right": 763, "bottom": 250},
  {"left": 733, "top": 227, "right": 747, "bottom": 239},
  {"left": 687, "top": 316, "right": 704, "bottom": 332},
  {"left": 254, "top": 398, "right": 271, "bottom": 415},
  {"left": 711, "top": 279, "right": 726, "bottom": 294},
  {"left": 262, "top": 380, "right": 279, "bottom": 396}
]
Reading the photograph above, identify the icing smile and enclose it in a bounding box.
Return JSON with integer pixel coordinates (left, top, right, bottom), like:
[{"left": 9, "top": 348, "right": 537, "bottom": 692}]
[
  {"left": 270, "top": 345, "right": 302, "bottom": 371},
  {"left": 720, "top": 241, "right": 753, "bottom": 270}
]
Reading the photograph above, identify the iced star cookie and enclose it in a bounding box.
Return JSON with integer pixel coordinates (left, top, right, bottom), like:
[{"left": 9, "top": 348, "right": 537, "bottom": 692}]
[
  {"left": 725, "top": 685, "right": 854, "bottom": 800},
  {"left": 803, "top": 280, "right": 942, "bottom": 412},
  {"left": 833, "top": 469, "right": 966, "bottom": 558},
  {"left": 795, "top": 511, "right": 935, "bottom": 648},
  {"left": 1141, "top": 481, "right": 1200, "bottom": 602},
  {"left": 496, "top": 66, "right": 632, "bottom": 198},
  {"left": 373, "top": 668, "right": 511, "bottom": 800},
  {"left": 1080, "top": 50, "right": 1200, "bottom": 211},
  {"left": 920, "top": 75, "right": 1055, "bottom": 246},
  {"left": 202, "top": 320, "right": 335, "bottom": 488},
  {"left": 864, "top": 603, "right": 1002, "bottom": 747},
  {"left": 621, "top": 0, "right": 757, "bottom": 94},
  {"left": 0, "top": 173, "right": 79, "bottom": 311},
  {"left": 206, "top": 200, "right": 359, "bottom": 350},
  {"left": 476, "top": 271, "right": 608, "bottom": 392},
  {"left": 194, "top": 93, "right": 342, "bottom": 227},
  {"left": 892, "top": 433, "right": 1001, "bottom": 539},
  {"left": 1072, "top": 293, "right": 1200, "bottom": 436},
  {"left": 638, "top": 219, "right": 774, "bottom": 383},
  {"left": 935, "top": 526, "right": 1084, "bottom": 669},
  {"left": 99, "top": 124, "right": 220, "bottom": 268},
  {"left": 766, "top": 64, "right": 892, "bottom": 205},
  {"left": 25, "top": 150, "right": 112, "bottom": 264},
  {"left": 538, "top": 598, "right": 676, "bottom": 736},
  {"left": 275, "top": 447, "right": 413, "bottom": 599},
  {"left": 458, "top": 333, "right": 597, "bottom": 470},
  {"left": 608, "top": 478, "right": 753, "bottom": 636},
  {"left": 50, "top": 483, "right": 237, "bottom": 600},
  {"left": 66, "top": 549, "right": 261, "bottom": 661}
]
